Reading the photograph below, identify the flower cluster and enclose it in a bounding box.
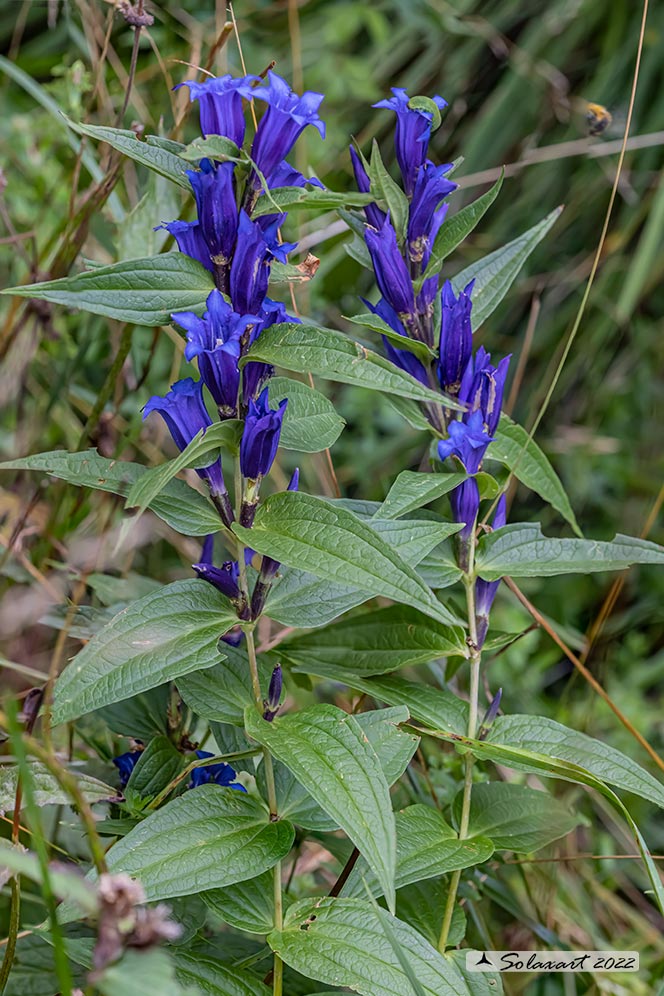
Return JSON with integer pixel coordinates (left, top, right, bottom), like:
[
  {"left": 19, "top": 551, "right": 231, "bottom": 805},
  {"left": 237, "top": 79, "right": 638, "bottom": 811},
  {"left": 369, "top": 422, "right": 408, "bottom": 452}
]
[
  {"left": 354, "top": 88, "right": 511, "bottom": 645},
  {"left": 142, "top": 71, "right": 325, "bottom": 622}
]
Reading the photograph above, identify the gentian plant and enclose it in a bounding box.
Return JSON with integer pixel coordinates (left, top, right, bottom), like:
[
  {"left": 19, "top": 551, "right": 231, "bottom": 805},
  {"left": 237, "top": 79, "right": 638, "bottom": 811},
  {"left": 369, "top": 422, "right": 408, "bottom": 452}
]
[{"left": 3, "top": 62, "right": 664, "bottom": 996}]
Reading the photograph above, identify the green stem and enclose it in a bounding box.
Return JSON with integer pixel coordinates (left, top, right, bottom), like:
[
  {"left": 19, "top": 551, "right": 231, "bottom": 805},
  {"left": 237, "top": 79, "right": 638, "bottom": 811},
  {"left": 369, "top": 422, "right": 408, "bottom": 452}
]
[{"left": 438, "top": 543, "right": 481, "bottom": 952}]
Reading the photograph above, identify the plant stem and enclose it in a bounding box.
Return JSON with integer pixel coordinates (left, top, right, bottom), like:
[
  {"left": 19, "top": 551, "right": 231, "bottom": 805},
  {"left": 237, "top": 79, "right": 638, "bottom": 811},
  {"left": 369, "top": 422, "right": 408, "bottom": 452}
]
[{"left": 438, "top": 544, "right": 481, "bottom": 952}]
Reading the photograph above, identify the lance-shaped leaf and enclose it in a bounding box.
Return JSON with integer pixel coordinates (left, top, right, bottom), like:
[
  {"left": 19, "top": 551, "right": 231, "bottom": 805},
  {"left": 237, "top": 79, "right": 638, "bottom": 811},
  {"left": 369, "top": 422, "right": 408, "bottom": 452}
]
[
  {"left": 242, "top": 323, "right": 460, "bottom": 407},
  {"left": 233, "top": 492, "right": 460, "bottom": 627},
  {"left": 452, "top": 782, "right": 579, "bottom": 852},
  {"left": 417, "top": 171, "right": 504, "bottom": 288},
  {"left": 2, "top": 254, "right": 214, "bottom": 326},
  {"left": 246, "top": 704, "right": 397, "bottom": 911},
  {"left": 0, "top": 450, "right": 220, "bottom": 536},
  {"left": 369, "top": 139, "right": 410, "bottom": 241},
  {"left": 64, "top": 117, "right": 192, "bottom": 188},
  {"left": 98, "top": 785, "right": 294, "bottom": 899},
  {"left": 252, "top": 186, "right": 376, "bottom": 216},
  {"left": 345, "top": 313, "right": 435, "bottom": 364},
  {"left": 475, "top": 524, "right": 664, "bottom": 580},
  {"left": 201, "top": 871, "right": 275, "bottom": 936},
  {"left": 491, "top": 416, "right": 581, "bottom": 536},
  {"left": 268, "top": 897, "right": 473, "bottom": 996},
  {"left": 378, "top": 471, "right": 468, "bottom": 520},
  {"left": 268, "top": 376, "right": 345, "bottom": 453},
  {"left": 0, "top": 841, "right": 97, "bottom": 915},
  {"left": 452, "top": 206, "right": 562, "bottom": 330},
  {"left": 0, "top": 764, "right": 114, "bottom": 812},
  {"left": 281, "top": 605, "right": 467, "bottom": 677},
  {"left": 342, "top": 804, "right": 494, "bottom": 898},
  {"left": 52, "top": 579, "right": 235, "bottom": 725}
]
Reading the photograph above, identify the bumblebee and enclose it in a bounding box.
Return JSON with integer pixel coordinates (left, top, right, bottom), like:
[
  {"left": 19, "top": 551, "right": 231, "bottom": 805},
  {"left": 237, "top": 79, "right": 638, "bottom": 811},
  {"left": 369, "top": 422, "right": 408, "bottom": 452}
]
[{"left": 586, "top": 102, "right": 612, "bottom": 137}]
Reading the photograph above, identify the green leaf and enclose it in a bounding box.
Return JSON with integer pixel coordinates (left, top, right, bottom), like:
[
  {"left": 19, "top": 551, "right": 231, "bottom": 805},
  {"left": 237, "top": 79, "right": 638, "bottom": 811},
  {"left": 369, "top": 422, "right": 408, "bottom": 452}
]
[
  {"left": 175, "top": 951, "right": 269, "bottom": 996},
  {"left": 252, "top": 186, "right": 375, "bottom": 217},
  {"left": 201, "top": 871, "right": 275, "bottom": 935},
  {"left": 235, "top": 493, "right": 460, "bottom": 627},
  {"left": 368, "top": 140, "right": 410, "bottom": 241},
  {"left": 397, "top": 880, "right": 465, "bottom": 950},
  {"left": 268, "top": 376, "right": 345, "bottom": 453},
  {"left": 100, "top": 785, "right": 293, "bottom": 899},
  {"left": 64, "top": 117, "right": 192, "bottom": 188},
  {"left": 475, "top": 524, "right": 664, "bottom": 580},
  {"left": 355, "top": 707, "right": 419, "bottom": 785},
  {"left": 384, "top": 395, "right": 431, "bottom": 431},
  {"left": 282, "top": 605, "right": 467, "bottom": 677},
  {"left": 96, "top": 950, "right": 185, "bottom": 996},
  {"left": 180, "top": 134, "right": 241, "bottom": 162},
  {"left": 268, "top": 897, "right": 472, "bottom": 996},
  {"left": 246, "top": 703, "right": 397, "bottom": 911},
  {"left": 0, "top": 841, "right": 97, "bottom": 914},
  {"left": 125, "top": 736, "right": 186, "bottom": 800},
  {"left": 124, "top": 421, "right": 242, "bottom": 518},
  {"left": 452, "top": 207, "right": 562, "bottom": 330},
  {"left": 52, "top": 579, "right": 235, "bottom": 725},
  {"left": 345, "top": 313, "right": 435, "bottom": 363},
  {"left": 0, "top": 763, "right": 113, "bottom": 811},
  {"left": 491, "top": 416, "right": 581, "bottom": 536},
  {"left": 378, "top": 471, "right": 468, "bottom": 520},
  {"left": 260, "top": 760, "right": 337, "bottom": 832},
  {"left": 177, "top": 645, "right": 273, "bottom": 726},
  {"left": 243, "top": 323, "right": 459, "bottom": 407},
  {"left": 491, "top": 714, "right": 664, "bottom": 810},
  {"left": 0, "top": 450, "right": 221, "bottom": 536},
  {"left": 454, "top": 782, "right": 579, "bottom": 852},
  {"left": 2, "top": 254, "right": 215, "bottom": 326},
  {"left": 418, "top": 172, "right": 504, "bottom": 287},
  {"left": 344, "top": 804, "right": 494, "bottom": 898}
]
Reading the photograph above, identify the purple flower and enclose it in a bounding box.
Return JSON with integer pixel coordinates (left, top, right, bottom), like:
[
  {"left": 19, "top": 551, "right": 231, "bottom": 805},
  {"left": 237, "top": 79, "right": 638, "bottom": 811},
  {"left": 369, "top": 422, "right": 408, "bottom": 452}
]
[
  {"left": 248, "top": 71, "right": 325, "bottom": 185},
  {"left": 349, "top": 145, "right": 386, "bottom": 230},
  {"left": 143, "top": 378, "right": 226, "bottom": 497},
  {"left": 267, "top": 161, "right": 323, "bottom": 189},
  {"left": 156, "top": 220, "right": 213, "bottom": 273},
  {"left": 363, "top": 297, "right": 428, "bottom": 386},
  {"left": 192, "top": 560, "right": 241, "bottom": 600},
  {"left": 459, "top": 346, "right": 511, "bottom": 435},
  {"left": 437, "top": 410, "right": 494, "bottom": 474},
  {"left": 364, "top": 217, "right": 415, "bottom": 320},
  {"left": 240, "top": 386, "right": 288, "bottom": 481},
  {"left": 373, "top": 88, "right": 447, "bottom": 195},
  {"left": 175, "top": 73, "right": 260, "bottom": 147},
  {"left": 113, "top": 749, "right": 142, "bottom": 788},
  {"left": 230, "top": 211, "right": 296, "bottom": 315},
  {"left": 437, "top": 280, "right": 474, "bottom": 396},
  {"left": 172, "top": 290, "right": 258, "bottom": 416},
  {"left": 190, "top": 751, "right": 246, "bottom": 792},
  {"left": 407, "top": 160, "right": 456, "bottom": 261},
  {"left": 186, "top": 160, "right": 238, "bottom": 278},
  {"left": 263, "top": 664, "right": 283, "bottom": 721},
  {"left": 475, "top": 494, "right": 507, "bottom": 647}
]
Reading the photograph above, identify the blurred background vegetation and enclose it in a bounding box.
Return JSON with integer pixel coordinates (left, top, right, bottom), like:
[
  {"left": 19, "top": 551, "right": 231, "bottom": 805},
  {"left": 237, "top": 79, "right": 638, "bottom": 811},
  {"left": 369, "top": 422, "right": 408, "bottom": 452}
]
[{"left": 0, "top": 1, "right": 663, "bottom": 992}]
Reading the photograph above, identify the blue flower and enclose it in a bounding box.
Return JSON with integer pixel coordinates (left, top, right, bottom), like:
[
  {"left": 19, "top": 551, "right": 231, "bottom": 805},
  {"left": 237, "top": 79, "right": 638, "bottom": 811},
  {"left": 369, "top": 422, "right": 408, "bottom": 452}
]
[
  {"left": 459, "top": 346, "right": 511, "bottom": 435},
  {"left": 156, "top": 219, "right": 213, "bottom": 273},
  {"left": 190, "top": 751, "right": 246, "bottom": 792},
  {"left": 240, "top": 386, "right": 288, "bottom": 481},
  {"left": 475, "top": 495, "right": 507, "bottom": 647},
  {"left": 186, "top": 160, "right": 238, "bottom": 284},
  {"left": 364, "top": 217, "right": 415, "bottom": 321},
  {"left": 113, "top": 748, "right": 142, "bottom": 788},
  {"left": 230, "top": 211, "right": 297, "bottom": 315},
  {"left": 172, "top": 290, "right": 258, "bottom": 416},
  {"left": 175, "top": 73, "right": 260, "bottom": 147},
  {"left": 362, "top": 297, "right": 428, "bottom": 386},
  {"left": 192, "top": 560, "right": 241, "bottom": 599},
  {"left": 437, "top": 280, "right": 474, "bottom": 395},
  {"left": 437, "top": 410, "right": 493, "bottom": 474},
  {"left": 249, "top": 71, "right": 325, "bottom": 185},
  {"left": 143, "top": 378, "right": 226, "bottom": 497},
  {"left": 373, "top": 88, "right": 447, "bottom": 195},
  {"left": 407, "top": 160, "right": 456, "bottom": 262},
  {"left": 262, "top": 664, "right": 283, "bottom": 721},
  {"left": 267, "top": 161, "right": 323, "bottom": 190},
  {"left": 349, "top": 145, "right": 386, "bottom": 230}
]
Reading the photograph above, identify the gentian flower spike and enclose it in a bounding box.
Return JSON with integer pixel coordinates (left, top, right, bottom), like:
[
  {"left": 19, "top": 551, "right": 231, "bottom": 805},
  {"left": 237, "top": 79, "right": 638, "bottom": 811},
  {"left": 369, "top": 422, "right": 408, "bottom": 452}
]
[
  {"left": 263, "top": 664, "right": 283, "bottom": 721},
  {"left": 240, "top": 387, "right": 288, "bottom": 484},
  {"left": 156, "top": 219, "right": 213, "bottom": 273},
  {"left": 190, "top": 750, "right": 246, "bottom": 792},
  {"left": 475, "top": 495, "right": 507, "bottom": 647},
  {"left": 143, "top": 378, "right": 231, "bottom": 521},
  {"left": 175, "top": 73, "right": 261, "bottom": 147},
  {"left": 247, "top": 71, "right": 325, "bottom": 186},
  {"left": 349, "top": 145, "right": 386, "bottom": 230},
  {"left": 438, "top": 279, "right": 475, "bottom": 396},
  {"left": 186, "top": 160, "right": 238, "bottom": 289},
  {"left": 230, "top": 211, "right": 297, "bottom": 315},
  {"left": 364, "top": 217, "right": 416, "bottom": 330},
  {"left": 459, "top": 347, "right": 512, "bottom": 436},
  {"left": 373, "top": 88, "right": 447, "bottom": 195}
]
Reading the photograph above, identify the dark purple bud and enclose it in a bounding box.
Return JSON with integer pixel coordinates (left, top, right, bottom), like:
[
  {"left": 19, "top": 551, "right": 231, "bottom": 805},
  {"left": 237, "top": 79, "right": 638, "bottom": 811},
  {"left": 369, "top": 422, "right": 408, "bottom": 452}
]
[
  {"left": 459, "top": 347, "right": 512, "bottom": 436},
  {"left": 364, "top": 217, "right": 415, "bottom": 320},
  {"left": 143, "top": 378, "right": 227, "bottom": 497},
  {"left": 240, "top": 387, "right": 288, "bottom": 481},
  {"left": 247, "top": 71, "right": 325, "bottom": 186},
  {"left": 156, "top": 219, "right": 213, "bottom": 272},
  {"left": 192, "top": 560, "right": 240, "bottom": 600},
  {"left": 200, "top": 534, "right": 215, "bottom": 565},
  {"left": 263, "top": 664, "right": 283, "bottom": 721},
  {"left": 18, "top": 687, "right": 44, "bottom": 732},
  {"left": 349, "top": 145, "right": 386, "bottom": 230},
  {"left": 475, "top": 495, "right": 507, "bottom": 646},
  {"left": 186, "top": 160, "right": 238, "bottom": 276},
  {"left": 230, "top": 211, "right": 297, "bottom": 315},
  {"left": 112, "top": 747, "right": 143, "bottom": 788},
  {"left": 175, "top": 73, "right": 260, "bottom": 147},
  {"left": 478, "top": 689, "right": 502, "bottom": 740},
  {"left": 287, "top": 467, "right": 299, "bottom": 492},
  {"left": 222, "top": 626, "right": 244, "bottom": 647},
  {"left": 437, "top": 280, "right": 474, "bottom": 396},
  {"left": 190, "top": 750, "right": 246, "bottom": 791},
  {"left": 373, "top": 88, "right": 447, "bottom": 195}
]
